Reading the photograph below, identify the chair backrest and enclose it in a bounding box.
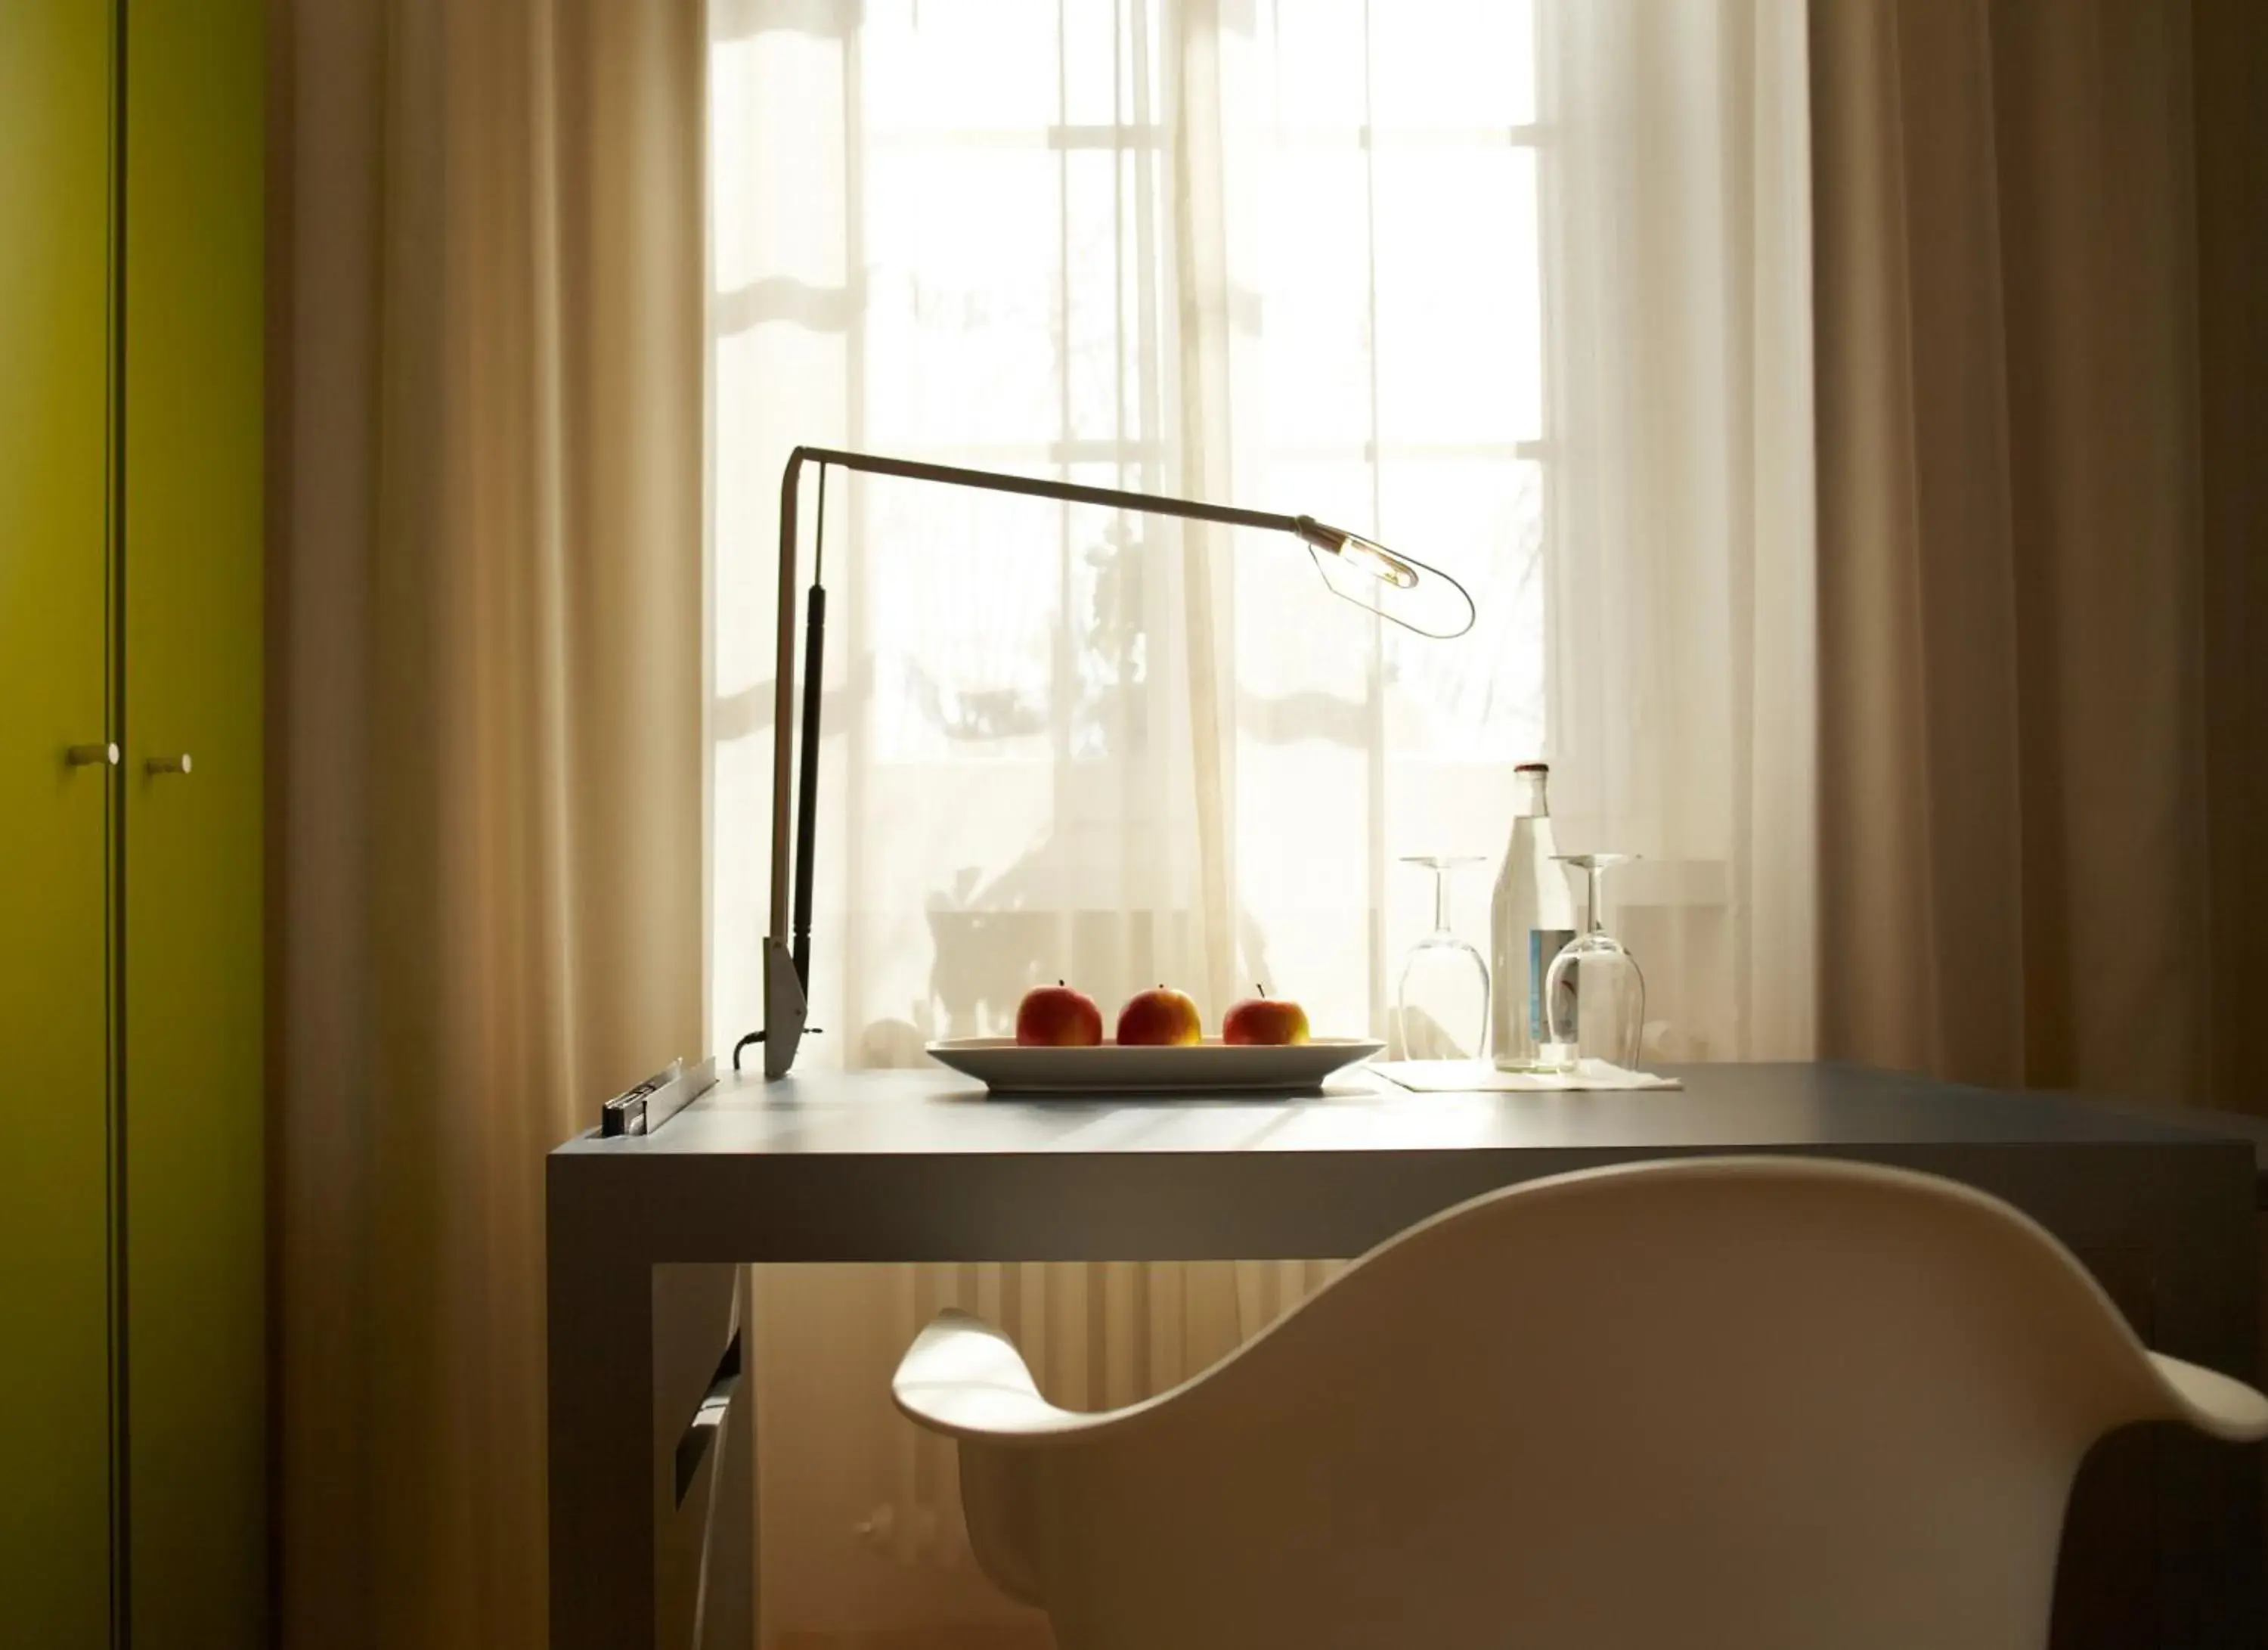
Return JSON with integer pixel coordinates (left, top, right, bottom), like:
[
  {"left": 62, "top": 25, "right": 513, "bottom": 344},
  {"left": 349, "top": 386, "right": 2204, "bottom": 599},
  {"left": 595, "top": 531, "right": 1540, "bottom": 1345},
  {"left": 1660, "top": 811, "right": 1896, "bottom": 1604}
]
[{"left": 947, "top": 1158, "right": 2245, "bottom": 1650}]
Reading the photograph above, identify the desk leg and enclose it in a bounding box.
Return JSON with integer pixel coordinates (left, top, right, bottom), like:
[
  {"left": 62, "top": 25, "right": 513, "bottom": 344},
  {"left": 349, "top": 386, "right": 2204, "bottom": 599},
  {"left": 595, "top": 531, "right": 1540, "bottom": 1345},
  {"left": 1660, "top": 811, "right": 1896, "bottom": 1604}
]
[
  {"left": 697, "top": 1269, "right": 755, "bottom": 1650},
  {"left": 549, "top": 1175, "right": 655, "bottom": 1649},
  {"left": 653, "top": 1263, "right": 755, "bottom": 1650}
]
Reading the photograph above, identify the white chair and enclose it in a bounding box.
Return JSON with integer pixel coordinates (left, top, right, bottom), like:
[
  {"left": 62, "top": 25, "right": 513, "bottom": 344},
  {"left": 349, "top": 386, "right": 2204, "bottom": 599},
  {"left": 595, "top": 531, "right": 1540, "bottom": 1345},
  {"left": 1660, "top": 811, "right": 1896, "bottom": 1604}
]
[{"left": 892, "top": 1156, "right": 2268, "bottom": 1650}]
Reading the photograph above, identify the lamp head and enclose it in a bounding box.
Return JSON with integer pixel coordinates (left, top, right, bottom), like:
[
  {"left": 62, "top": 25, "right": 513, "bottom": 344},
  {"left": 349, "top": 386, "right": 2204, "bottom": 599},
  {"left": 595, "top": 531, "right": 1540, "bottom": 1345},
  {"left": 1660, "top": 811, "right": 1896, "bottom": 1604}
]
[{"left": 1294, "top": 516, "right": 1476, "bottom": 640}]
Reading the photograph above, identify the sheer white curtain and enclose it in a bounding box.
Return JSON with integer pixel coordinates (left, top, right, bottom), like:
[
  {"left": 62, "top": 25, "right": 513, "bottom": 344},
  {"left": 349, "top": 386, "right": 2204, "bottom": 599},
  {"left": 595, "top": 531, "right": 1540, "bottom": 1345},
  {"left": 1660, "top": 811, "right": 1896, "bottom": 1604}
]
[
  {"left": 706, "top": 2, "right": 1811, "bottom": 1642},
  {"left": 1542, "top": 0, "right": 1816, "bottom": 1062}
]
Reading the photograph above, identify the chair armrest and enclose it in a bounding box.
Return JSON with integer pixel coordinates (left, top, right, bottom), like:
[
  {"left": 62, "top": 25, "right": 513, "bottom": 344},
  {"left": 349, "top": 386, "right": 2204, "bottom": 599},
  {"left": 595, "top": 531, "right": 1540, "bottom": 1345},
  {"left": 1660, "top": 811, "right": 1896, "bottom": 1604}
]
[
  {"left": 894, "top": 1309, "right": 1135, "bottom": 1443},
  {"left": 2148, "top": 1351, "right": 2268, "bottom": 1442}
]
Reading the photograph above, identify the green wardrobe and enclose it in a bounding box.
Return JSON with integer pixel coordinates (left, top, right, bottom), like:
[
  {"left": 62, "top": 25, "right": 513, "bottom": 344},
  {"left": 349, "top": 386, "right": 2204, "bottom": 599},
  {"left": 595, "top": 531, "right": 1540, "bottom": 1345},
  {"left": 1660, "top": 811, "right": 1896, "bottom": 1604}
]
[{"left": 2, "top": 2, "right": 265, "bottom": 1645}]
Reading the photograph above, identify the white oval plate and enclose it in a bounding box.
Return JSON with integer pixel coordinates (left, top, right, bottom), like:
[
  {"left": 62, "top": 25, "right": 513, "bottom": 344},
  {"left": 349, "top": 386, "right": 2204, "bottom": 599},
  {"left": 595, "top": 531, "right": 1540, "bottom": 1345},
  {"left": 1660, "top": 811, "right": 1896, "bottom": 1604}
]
[{"left": 925, "top": 1037, "right": 1385, "bottom": 1096}]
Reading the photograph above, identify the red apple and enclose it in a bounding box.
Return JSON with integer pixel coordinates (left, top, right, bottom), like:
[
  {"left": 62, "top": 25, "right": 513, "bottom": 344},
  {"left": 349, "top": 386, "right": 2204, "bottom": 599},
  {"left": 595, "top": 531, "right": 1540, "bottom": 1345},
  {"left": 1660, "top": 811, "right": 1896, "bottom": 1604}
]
[
  {"left": 1222, "top": 988, "right": 1310, "bottom": 1047},
  {"left": 1015, "top": 982, "right": 1103, "bottom": 1047},
  {"left": 1115, "top": 985, "right": 1203, "bottom": 1047}
]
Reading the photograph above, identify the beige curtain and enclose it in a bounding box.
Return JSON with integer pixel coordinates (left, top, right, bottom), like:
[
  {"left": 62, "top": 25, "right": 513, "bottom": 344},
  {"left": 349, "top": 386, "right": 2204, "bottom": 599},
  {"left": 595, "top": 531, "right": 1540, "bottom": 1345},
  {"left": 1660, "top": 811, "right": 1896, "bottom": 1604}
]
[
  {"left": 269, "top": 4, "right": 705, "bottom": 1648},
  {"left": 1541, "top": 0, "right": 1817, "bottom": 1062},
  {"left": 1811, "top": 0, "right": 2267, "bottom": 1109}
]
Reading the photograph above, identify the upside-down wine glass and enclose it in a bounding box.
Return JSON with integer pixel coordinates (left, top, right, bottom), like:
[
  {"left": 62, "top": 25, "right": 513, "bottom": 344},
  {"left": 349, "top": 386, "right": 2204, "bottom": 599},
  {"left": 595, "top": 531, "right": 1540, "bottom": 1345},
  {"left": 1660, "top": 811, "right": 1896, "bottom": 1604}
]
[
  {"left": 1541, "top": 854, "right": 1646, "bottom": 1071},
  {"left": 1396, "top": 856, "right": 1491, "bottom": 1061}
]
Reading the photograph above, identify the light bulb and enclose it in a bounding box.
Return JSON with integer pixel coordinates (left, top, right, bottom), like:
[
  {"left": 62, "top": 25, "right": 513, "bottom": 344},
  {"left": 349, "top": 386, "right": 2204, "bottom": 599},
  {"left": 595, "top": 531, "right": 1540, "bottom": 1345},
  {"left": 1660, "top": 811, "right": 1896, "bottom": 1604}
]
[{"left": 1334, "top": 532, "right": 1420, "bottom": 589}]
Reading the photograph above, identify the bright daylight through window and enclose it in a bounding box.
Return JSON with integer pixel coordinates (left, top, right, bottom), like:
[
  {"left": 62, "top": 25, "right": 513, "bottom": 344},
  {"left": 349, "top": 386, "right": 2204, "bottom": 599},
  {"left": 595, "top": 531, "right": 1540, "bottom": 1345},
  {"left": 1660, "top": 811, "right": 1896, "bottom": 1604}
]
[{"left": 710, "top": 0, "right": 1548, "bottom": 1062}]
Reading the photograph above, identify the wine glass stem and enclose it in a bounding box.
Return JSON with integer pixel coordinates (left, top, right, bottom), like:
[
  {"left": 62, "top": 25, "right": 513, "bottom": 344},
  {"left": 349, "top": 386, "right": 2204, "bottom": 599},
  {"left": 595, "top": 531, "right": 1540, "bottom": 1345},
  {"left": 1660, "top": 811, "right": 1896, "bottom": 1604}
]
[
  {"left": 1585, "top": 865, "right": 1606, "bottom": 938},
  {"left": 1433, "top": 869, "right": 1451, "bottom": 936}
]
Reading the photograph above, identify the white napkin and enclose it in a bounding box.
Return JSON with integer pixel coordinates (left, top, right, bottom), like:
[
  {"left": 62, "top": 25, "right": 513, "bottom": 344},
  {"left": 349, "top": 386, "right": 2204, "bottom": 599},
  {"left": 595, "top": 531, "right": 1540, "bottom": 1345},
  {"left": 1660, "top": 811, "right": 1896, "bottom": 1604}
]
[{"left": 1369, "top": 1058, "right": 1681, "bottom": 1093}]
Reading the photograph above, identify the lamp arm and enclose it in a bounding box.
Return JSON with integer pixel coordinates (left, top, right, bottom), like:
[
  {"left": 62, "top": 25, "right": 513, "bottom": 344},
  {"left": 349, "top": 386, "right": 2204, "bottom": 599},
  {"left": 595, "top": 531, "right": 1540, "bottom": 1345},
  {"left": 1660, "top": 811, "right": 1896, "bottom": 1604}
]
[
  {"left": 792, "top": 445, "right": 1306, "bottom": 537},
  {"left": 769, "top": 451, "right": 804, "bottom": 944}
]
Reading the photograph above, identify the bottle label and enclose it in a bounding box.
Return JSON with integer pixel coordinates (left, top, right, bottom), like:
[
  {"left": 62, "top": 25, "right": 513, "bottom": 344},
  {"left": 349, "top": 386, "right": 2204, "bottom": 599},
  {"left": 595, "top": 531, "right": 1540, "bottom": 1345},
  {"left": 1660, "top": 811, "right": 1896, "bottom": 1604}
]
[{"left": 1529, "top": 929, "right": 1576, "bottom": 1043}]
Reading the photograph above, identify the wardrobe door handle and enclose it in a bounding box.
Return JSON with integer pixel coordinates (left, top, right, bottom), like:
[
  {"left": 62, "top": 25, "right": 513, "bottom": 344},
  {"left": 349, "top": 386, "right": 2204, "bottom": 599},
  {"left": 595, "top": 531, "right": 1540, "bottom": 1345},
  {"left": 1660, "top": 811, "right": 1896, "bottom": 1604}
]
[
  {"left": 66, "top": 742, "right": 120, "bottom": 768},
  {"left": 145, "top": 752, "right": 194, "bottom": 776}
]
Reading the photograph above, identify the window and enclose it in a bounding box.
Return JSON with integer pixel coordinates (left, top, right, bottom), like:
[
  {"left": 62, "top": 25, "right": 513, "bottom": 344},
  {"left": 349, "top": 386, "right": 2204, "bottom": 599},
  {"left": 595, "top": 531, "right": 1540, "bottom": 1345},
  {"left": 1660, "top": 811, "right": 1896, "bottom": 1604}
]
[{"left": 711, "top": 0, "right": 1553, "bottom": 1055}]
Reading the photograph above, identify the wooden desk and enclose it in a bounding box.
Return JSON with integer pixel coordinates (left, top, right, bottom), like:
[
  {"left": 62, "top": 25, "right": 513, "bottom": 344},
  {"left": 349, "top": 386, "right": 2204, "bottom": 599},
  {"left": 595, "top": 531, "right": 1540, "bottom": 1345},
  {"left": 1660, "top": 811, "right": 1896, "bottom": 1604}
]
[{"left": 545, "top": 1062, "right": 2263, "bottom": 1649}]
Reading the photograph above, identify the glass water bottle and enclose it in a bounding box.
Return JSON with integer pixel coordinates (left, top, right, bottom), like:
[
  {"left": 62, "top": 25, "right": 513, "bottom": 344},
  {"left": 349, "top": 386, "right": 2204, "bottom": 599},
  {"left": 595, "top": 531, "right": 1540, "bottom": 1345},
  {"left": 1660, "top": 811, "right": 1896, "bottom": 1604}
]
[{"left": 1490, "top": 762, "right": 1577, "bottom": 1070}]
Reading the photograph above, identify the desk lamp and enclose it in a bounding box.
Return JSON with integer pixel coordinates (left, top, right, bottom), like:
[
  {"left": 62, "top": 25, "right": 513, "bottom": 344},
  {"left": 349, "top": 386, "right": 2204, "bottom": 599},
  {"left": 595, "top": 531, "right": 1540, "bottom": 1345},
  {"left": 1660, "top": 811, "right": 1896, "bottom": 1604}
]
[{"left": 740, "top": 445, "right": 1476, "bottom": 1080}]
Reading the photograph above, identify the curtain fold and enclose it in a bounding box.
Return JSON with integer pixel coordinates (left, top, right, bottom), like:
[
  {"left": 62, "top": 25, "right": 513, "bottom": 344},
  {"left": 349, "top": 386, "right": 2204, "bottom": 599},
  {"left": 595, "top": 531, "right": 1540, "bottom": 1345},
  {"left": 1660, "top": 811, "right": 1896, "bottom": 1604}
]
[
  {"left": 1811, "top": 0, "right": 2264, "bottom": 1106},
  {"left": 2192, "top": 0, "right": 2268, "bottom": 1115},
  {"left": 271, "top": 5, "right": 706, "bottom": 1648},
  {"left": 1542, "top": 0, "right": 1817, "bottom": 1062}
]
